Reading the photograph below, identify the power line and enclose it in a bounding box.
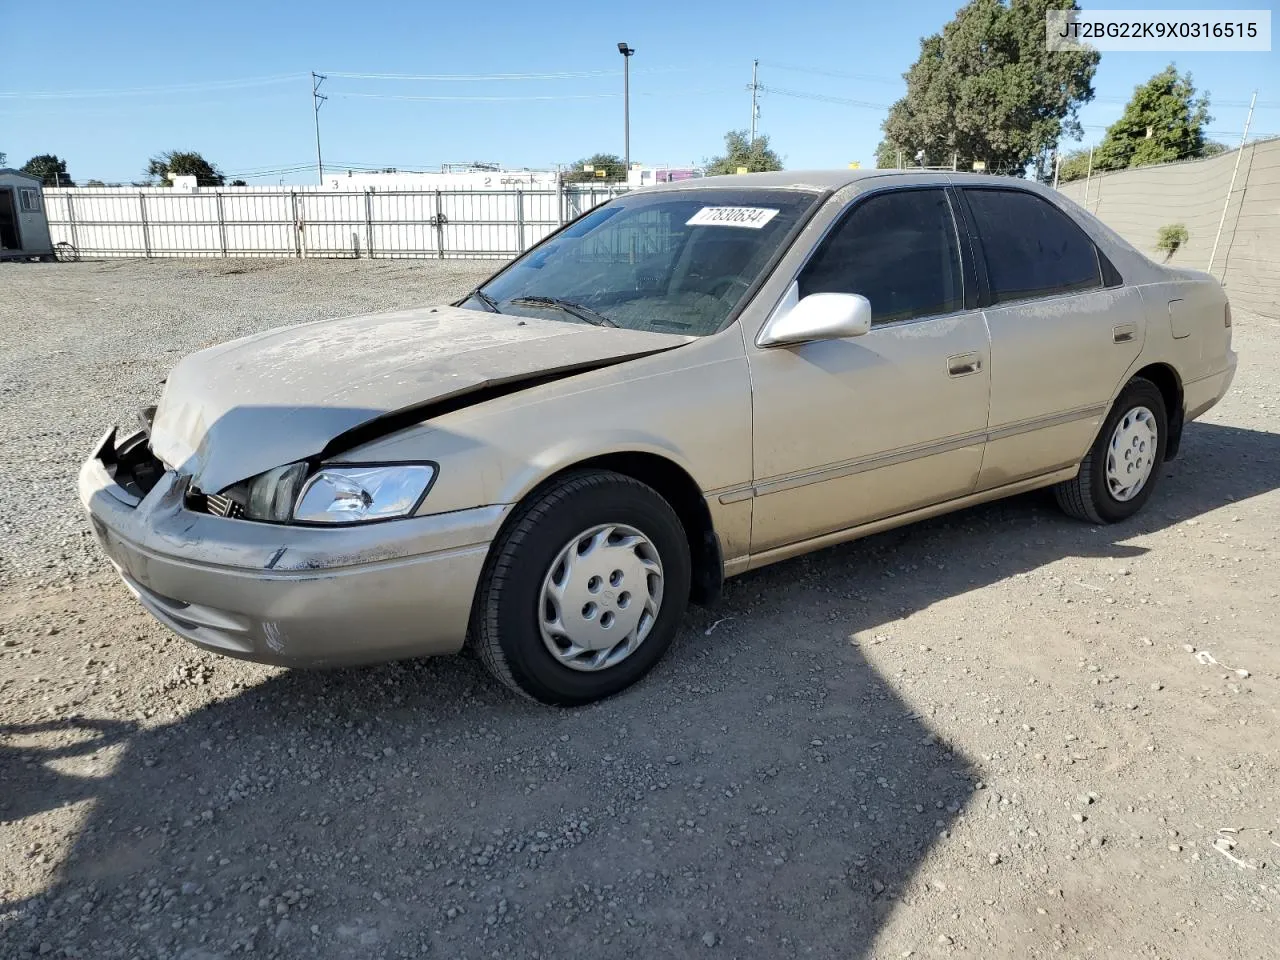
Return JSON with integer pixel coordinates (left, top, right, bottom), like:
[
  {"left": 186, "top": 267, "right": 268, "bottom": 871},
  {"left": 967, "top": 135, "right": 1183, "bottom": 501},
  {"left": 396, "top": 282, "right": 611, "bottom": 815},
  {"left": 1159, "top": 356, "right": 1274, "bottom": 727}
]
[
  {"left": 760, "top": 85, "right": 890, "bottom": 110},
  {"left": 334, "top": 92, "right": 616, "bottom": 103},
  {"left": 332, "top": 88, "right": 735, "bottom": 103},
  {"left": 0, "top": 73, "right": 304, "bottom": 100},
  {"left": 323, "top": 69, "right": 616, "bottom": 82},
  {"left": 321, "top": 67, "right": 690, "bottom": 82},
  {"left": 756, "top": 61, "right": 901, "bottom": 85}
]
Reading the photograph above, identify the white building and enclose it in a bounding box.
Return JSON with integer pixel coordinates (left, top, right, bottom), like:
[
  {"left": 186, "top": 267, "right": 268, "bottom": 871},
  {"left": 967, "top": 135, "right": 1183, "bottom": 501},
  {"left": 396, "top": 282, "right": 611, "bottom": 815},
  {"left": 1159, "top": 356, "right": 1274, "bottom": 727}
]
[{"left": 324, "top": 167, "right": 559, "bottom": 191}]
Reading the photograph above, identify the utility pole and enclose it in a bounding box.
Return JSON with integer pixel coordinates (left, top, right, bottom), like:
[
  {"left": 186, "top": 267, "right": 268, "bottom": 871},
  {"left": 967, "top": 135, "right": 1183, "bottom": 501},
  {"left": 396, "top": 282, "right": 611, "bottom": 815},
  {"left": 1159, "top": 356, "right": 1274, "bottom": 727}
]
[
  {"left": 311, "top": 72, "right": 328, "bottom": 186},
  {"left": 1208, "top": 89, "right": 1256, "bottom": 278},
  {"left": 749, "top": 59, "right": 760, "bottom": 148},
  {"left": 1083, "top": 146, "right": 1094, "bottom": 209},
  {"left": 1053, "top": 151, "right": 1062, "bottom": 190}
]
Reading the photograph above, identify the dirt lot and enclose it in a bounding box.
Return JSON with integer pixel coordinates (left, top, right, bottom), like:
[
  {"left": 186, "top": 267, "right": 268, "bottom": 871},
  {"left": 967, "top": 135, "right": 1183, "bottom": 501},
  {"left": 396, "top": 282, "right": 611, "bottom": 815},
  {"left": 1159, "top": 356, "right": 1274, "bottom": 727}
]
[{"left": 2, "top": 259, "right": 1278, "bottom": 959}]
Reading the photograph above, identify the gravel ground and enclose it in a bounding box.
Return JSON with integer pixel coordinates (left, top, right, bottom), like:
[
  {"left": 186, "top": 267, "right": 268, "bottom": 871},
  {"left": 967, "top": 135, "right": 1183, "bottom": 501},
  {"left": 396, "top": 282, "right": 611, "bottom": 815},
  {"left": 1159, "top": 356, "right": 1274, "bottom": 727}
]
[{"left": 2, "top": 259, "right": 1278, "bottom": 959}]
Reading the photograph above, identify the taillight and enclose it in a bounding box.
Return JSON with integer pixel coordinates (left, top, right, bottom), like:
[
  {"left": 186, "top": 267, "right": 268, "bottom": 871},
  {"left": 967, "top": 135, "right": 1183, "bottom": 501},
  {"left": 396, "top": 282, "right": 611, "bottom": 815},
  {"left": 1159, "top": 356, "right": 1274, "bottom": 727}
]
[{"left": 1224, "top": 302, "right": 1233, "bottom": 328}]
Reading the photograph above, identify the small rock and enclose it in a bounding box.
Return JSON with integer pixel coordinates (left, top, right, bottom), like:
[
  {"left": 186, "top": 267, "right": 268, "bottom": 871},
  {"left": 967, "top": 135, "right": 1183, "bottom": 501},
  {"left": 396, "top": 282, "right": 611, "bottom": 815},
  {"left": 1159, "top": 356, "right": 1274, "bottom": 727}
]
[
  {"left": 1150, "top": 683, "right": 1163, "bottom": 692},
  {"left": 1072, "top": 813, "right": 1086, "bottom": 824},
  {"left": 702, "top": 932, "right": 718, "bottom": 947},
  {"left": 987, "top": 852, "right": 1002, "bottom": 865},
  {"left": 1169, "top": 843, "right": 1183, "bottom": 852},
  {"left": 937, "top": 934, "right": 954, "bottom": 945}
]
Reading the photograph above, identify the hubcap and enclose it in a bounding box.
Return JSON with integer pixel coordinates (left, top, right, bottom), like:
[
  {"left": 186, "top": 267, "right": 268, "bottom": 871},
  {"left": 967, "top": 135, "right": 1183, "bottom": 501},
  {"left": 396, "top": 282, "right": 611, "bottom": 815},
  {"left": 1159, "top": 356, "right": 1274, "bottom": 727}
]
[
  {"left": 1105, "top": 405, "right": 1158, "bottom": 502},
  {"left": 538, "top": 524, "right": 664, "bottom": 672}
]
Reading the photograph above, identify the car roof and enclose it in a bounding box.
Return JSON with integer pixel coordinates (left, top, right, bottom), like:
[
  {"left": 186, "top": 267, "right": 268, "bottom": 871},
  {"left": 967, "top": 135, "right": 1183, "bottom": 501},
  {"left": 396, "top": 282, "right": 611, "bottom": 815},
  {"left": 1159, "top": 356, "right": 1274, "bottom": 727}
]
[{"left": 644, "top": 169, "right": 1038, "bottom": 193}]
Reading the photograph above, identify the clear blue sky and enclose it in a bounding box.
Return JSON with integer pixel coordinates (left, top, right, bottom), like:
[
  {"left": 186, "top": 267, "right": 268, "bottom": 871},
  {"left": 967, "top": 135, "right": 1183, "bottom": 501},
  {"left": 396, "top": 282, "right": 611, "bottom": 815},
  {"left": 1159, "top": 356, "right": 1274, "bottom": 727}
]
[{"left": 2, "top": 0, "right": 1276, "bottom": 183}]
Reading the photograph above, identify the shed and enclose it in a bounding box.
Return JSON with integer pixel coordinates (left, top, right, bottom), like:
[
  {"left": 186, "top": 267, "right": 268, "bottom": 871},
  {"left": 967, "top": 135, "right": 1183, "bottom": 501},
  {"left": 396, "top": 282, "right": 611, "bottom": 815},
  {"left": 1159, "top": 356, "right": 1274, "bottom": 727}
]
[{"left": 0, "top": 169, "right": 54, "bottom": 260}]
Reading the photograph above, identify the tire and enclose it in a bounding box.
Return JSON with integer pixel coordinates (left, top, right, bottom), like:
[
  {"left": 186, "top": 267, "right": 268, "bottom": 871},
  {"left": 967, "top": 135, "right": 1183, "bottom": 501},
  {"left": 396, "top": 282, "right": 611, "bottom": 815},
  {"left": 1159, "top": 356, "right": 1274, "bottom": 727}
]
[
  {"left": 1054, "top": 377, "right": 1168, "bottom": 524},
  {"left": 472, "top": 470, "right": 692, "bottom": 706}
]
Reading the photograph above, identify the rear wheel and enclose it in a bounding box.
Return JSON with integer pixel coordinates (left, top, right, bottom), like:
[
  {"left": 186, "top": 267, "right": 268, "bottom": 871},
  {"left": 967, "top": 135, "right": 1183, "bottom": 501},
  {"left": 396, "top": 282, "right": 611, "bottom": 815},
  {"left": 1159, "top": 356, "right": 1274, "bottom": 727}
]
[
  {"left": 1054, "top": 377, "right": 1168, "bottom": 524},
  {"left": 472, "top": 470, "right": 691, "bottom": 706}
]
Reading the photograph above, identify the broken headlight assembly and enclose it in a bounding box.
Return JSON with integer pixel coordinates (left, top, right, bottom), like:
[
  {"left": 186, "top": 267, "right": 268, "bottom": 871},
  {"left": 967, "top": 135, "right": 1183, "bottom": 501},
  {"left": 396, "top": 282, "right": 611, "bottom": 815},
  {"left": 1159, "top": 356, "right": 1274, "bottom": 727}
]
[{"left": 225, "top": 463, "right": 437, "bottom": 524}]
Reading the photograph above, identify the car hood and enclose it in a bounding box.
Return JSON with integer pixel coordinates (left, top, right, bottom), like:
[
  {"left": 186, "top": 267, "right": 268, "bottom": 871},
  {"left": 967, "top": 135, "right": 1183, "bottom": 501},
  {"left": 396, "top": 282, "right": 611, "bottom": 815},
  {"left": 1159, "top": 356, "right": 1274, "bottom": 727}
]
[{"left": 149, "top": 304, "right": 693, "bottom": 493}]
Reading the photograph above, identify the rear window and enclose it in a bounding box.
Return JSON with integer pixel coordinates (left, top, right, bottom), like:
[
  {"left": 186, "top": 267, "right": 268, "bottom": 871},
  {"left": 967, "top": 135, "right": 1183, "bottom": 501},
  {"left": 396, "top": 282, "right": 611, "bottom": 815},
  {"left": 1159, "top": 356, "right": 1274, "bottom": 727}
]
[{"left": 964, "top": 188, "right": 1102, "bottom": 304}]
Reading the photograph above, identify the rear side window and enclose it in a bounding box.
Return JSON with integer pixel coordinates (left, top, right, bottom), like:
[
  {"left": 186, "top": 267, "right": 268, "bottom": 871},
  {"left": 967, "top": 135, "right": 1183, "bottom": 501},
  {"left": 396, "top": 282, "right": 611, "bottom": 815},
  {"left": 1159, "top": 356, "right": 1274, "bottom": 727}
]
[
  {"left": 799, "top": 188, "right": 963, "bottom": 325},
  {"left": 963, "top": 189, "right": 1102, "bottom": 304}
]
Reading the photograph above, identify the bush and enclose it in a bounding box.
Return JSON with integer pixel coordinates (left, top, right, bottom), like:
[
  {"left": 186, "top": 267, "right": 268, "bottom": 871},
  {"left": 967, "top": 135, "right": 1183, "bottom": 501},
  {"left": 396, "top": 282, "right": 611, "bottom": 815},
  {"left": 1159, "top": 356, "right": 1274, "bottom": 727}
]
[{"left": 1155, "top": 223, "right": 1188, "bottom": 260}]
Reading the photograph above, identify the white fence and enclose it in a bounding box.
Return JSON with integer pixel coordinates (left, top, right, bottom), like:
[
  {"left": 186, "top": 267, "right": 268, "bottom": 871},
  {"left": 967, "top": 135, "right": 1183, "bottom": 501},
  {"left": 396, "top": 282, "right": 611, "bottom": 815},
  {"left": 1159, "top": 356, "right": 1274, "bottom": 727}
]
[{"left": 41, "top": 184, "right": 631, "bottom": 260}]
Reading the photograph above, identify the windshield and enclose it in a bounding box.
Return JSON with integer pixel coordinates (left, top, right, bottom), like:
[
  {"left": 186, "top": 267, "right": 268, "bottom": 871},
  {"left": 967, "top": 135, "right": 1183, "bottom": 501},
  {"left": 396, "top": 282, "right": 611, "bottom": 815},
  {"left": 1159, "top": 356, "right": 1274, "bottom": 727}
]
[{"left": 462, "top": 188, "right": 821, "bottom": 336}]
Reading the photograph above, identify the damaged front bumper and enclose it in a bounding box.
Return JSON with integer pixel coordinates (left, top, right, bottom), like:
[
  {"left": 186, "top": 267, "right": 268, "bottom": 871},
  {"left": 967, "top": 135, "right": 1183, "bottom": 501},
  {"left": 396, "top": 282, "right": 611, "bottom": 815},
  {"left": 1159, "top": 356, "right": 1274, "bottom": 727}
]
[{"left": 78, "top": 430, "right": 506, "bottom": 667}]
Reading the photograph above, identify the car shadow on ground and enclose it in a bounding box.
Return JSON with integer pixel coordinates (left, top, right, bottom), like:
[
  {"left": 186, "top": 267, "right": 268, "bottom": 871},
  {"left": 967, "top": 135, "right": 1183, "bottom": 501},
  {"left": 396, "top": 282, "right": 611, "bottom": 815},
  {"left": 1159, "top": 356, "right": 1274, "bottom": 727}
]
[{"left": 2, "top": 421, "right": 1277, "bottom": 959}]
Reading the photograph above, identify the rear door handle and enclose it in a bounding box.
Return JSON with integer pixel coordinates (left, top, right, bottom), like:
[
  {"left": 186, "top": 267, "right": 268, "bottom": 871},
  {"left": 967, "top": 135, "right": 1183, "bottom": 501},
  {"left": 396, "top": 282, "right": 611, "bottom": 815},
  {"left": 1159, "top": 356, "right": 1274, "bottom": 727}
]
[
  {"left": 1113, "top": 322, "right": 1137, "bottom": 343},
  {"left": 947, "top": 352, "right": 982, "bottom": 377}
]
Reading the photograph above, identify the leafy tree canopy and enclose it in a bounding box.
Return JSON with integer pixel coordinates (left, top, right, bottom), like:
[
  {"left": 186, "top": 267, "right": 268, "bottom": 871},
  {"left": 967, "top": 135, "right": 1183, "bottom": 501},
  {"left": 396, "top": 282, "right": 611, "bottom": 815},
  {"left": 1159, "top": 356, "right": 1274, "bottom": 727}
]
[
  {"left": 875, "top": 0, "right": 1099, "bottom": 173},
  {"left": 21, "top": 154, "right": 75, "bottom": 186},
  {"left": 562, "top": 153, "right": 627, "bottom": 183},
  {"left": 704, "top": 130, "right": 783, "bottom": 176},
  {"left": 146, "top": 151, "right": 225, "bottom": 187},
  {"left": 1093, "top": 65, "right": 1213, "bottom": 170}
]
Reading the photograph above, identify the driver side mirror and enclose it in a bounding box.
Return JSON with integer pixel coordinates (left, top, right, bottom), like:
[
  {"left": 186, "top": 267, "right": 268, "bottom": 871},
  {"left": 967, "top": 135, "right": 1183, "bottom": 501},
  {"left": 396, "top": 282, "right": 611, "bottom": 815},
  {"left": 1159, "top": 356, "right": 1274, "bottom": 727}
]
[{"left": 759, "top": 289, "right": 872, "bottom": 347}]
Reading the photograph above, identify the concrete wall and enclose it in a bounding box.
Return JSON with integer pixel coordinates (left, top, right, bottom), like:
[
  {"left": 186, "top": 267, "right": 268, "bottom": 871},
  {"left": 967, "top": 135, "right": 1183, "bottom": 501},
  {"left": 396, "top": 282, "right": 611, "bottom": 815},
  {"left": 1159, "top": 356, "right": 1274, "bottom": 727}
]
[{"left": 1057, "top": 137, "right": 1280, "bottom": 319}]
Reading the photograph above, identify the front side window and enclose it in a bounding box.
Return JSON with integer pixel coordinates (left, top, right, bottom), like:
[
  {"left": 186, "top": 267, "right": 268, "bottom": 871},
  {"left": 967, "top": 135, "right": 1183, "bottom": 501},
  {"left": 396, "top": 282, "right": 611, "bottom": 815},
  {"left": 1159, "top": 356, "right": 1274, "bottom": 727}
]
[
  {"left": 465, "top": 188, "right": 821, "bottom": 336},
  {"left": 19, "top": 188, "right": 41, "bottom": 213},
  {"left": 799, "top": 188, "right": 964, "bottom": 325},
  {"left": 963, "top": 188, "right": 1102, "bottom": 304}
]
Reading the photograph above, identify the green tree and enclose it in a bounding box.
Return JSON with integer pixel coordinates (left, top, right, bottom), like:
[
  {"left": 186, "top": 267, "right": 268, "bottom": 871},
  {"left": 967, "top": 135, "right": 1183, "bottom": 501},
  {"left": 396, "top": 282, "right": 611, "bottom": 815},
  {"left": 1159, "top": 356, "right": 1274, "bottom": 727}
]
[
  {"left": 561, "top": 153, "right": 627, "bottom": 183},
  {"left": 876, "top": 0, "right": 1099, "bottom": 174},
  {"left": 20, "top": 154, "right": 75, "bottom": 186},
  {"left": 704, "top": 130, "right": 783, "bottom": 176},
  {"left": 1093, "top": 65, "right": 1211, "bottom": 170},
  {"left": 229, "top": 179, "right": 248, "bottom": 187},
  {"left": 146, "top": 150, "right": 225, "bottom": 186}
]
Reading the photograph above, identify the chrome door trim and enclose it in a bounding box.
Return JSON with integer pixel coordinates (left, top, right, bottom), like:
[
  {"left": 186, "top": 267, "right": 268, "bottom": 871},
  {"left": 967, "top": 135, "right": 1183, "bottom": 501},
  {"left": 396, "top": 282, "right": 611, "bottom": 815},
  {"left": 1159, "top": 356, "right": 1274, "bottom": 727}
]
[
  {"left": 984, "top": 403, "right": 1107, "bottom": 442},
  {"left": 719, "top": 402, "right": 1106, "bottom": 504}
]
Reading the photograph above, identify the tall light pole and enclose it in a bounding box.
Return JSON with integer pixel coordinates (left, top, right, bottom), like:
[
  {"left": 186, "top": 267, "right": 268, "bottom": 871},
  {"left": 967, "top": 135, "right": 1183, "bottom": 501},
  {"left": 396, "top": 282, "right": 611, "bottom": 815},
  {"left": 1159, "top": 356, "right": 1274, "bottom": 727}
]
[{"left": 617, "top": 43, "right": 634, "bottom": 176}]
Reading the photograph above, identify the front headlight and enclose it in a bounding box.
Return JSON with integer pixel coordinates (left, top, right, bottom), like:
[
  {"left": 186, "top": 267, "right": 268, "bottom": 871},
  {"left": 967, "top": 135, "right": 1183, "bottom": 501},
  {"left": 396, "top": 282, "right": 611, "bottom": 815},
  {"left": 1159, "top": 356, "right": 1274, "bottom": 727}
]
[
  {"left": 293, "top": 464, "right": 436, "bottom": 524},
  {"left": 235, "top": 462, "right": 436, "bottom": 524}
]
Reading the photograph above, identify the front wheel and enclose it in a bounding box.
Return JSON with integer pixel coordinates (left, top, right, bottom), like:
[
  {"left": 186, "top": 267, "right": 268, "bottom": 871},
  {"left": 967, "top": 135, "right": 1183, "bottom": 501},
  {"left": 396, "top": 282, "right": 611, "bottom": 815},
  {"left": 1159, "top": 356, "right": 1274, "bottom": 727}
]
[
  {"left": 472, "top": 470, "right": 691, "bottom": 706},
  {"left": 1054, "top": 377, "right": 1168, "bottom": 524}
]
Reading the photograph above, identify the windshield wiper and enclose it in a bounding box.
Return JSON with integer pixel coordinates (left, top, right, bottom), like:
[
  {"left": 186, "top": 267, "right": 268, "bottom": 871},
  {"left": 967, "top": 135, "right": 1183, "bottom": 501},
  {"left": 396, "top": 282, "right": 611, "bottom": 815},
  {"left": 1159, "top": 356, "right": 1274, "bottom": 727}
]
[
  {"left": 508, "top": 295, "right": 618, "bottom": 328},
  {"left": 469, "top": 289, "right": 501, "bottom": 313}
]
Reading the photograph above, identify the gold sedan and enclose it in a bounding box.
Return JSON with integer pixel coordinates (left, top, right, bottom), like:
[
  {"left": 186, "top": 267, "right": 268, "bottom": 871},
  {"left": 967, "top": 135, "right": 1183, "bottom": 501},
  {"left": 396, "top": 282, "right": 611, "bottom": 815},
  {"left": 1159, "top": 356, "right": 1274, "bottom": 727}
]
[{"left": 80, "top": 171, "right": 1236, "bottom": 704}]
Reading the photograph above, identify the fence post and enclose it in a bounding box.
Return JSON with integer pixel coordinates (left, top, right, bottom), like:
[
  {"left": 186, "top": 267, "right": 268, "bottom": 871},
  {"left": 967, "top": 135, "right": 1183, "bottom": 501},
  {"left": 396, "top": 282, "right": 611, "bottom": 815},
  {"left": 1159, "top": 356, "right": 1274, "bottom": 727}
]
[
  {"left": 139, "top": 191, "right": 152, "bottom": 258},
  {"left": 515, "top": 188, "right": 525, "bottom": 254},
  {"left": 291, "top": 191, "right": 302, "bottom": 258},
  {"left": 434, "top": 189, "right": 445, "bottom": 260},
  {"left": 216, "top": 192, "right": 228, "bottom": 257},
  {"left": 66, "top": 192, "right": 80, "bottom": 254},
  {"left": 364, "top": 188, "right": 375, "bottom": 259}
]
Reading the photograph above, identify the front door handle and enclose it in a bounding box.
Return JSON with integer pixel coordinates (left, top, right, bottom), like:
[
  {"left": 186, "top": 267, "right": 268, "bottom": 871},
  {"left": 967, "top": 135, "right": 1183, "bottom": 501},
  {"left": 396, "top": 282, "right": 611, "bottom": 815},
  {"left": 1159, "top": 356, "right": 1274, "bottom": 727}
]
[{"left": 947, "top": 352, "right": 982, "bottom": 377}]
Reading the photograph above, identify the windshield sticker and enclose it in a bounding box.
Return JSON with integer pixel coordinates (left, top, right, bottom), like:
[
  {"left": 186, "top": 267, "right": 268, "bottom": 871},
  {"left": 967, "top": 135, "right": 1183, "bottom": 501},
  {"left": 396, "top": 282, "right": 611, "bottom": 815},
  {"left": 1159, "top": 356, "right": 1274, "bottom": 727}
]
[{"left": 685, "top": 206, "right": 780, "bottom": 229}]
